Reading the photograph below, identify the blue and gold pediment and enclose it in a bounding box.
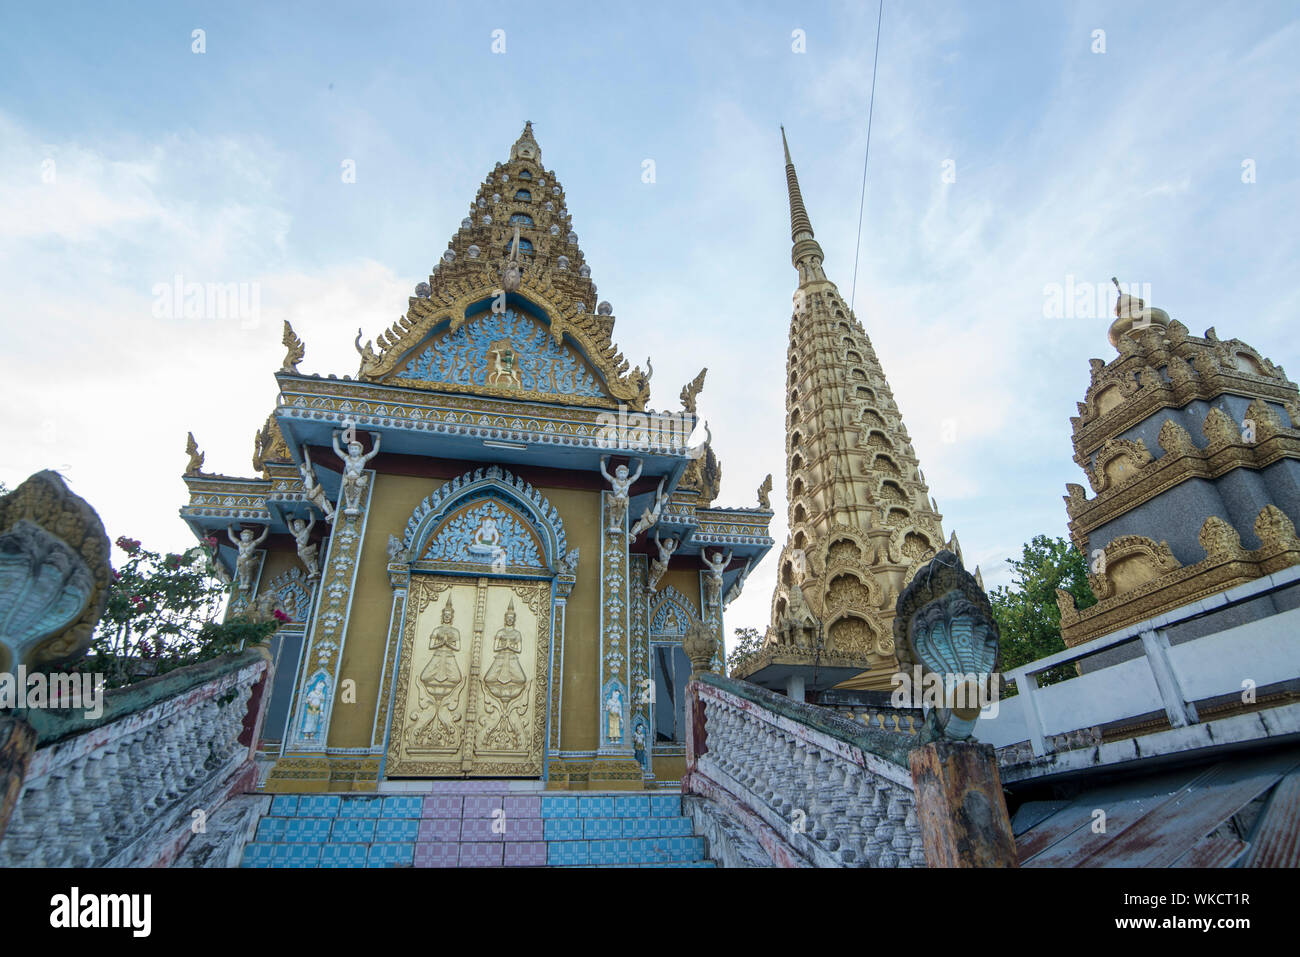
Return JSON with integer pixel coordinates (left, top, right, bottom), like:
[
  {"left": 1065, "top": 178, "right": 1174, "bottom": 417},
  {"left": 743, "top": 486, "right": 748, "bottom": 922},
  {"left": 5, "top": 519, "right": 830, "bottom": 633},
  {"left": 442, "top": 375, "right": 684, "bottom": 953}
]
[
  {"left": 421, "top": 498, "right": 546, "bottom": 572},
  {"left": 387, "top": 302, "right": 608, "bottom": 404}
]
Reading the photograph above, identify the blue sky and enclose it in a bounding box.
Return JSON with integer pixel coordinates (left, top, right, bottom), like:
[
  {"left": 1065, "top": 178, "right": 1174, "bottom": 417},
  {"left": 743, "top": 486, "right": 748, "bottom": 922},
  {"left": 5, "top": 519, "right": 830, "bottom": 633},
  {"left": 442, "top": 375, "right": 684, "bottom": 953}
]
[{"left": 2, "top": 1, "right": 1298, "bottom": 645}]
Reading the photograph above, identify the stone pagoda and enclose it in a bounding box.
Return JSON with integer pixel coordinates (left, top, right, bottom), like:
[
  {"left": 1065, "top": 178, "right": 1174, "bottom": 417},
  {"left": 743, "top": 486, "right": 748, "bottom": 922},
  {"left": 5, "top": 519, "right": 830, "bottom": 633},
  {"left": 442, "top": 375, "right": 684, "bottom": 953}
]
[
  {"left": 736, "top": 129, "right": 962, "bottom": 697},
  {"left": 1058, "top": 283, "right": 1300, "bottom": 644}
]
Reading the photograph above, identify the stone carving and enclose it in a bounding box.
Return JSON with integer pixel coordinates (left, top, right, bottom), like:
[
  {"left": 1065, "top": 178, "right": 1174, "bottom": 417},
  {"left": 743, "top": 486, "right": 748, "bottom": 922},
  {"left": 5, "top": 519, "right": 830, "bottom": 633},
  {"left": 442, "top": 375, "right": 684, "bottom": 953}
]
[
  {"left": 423, "top": 500, "right": 541, "bottom": 569},
  {"left": 893, "top": 550, "right": 1000, "bottom": 742},
  {"left": 1156, "top": 418, "right": 1198, "bottom": 457},
  {"left": 299, "top": 672, "right": 330, "bottom": 741},
  {"left": 1198, "top": 515, "right": 1245, "bottom": 559},
  {"left": 226, "top": 524, "right": 268, "bottom": 594},
  {"left": 774, "top": 584, "right": 818, "bottom": 651},
  {"left": 184, "top": 432, "right": 205, "bottom": 475},
  {"left": 281, "top": 320, "right": 305, "bottom": 373},
  {"left": 298, "top": 447, "right": 336, "bottom": 523},
  {"left": 0, "top": 471, "right": 111, "bottom": 674},
  {"left": 290, "top": 514, "right": 320, "bottom": 580},
  {"left": 600, "top": 456, "right": 641, "bottom": 534},
  {"left": 605, "top": 685, "right": 624, "bottom": 744},
  {"left": 558, "top": 547, "right": 580, "bottom": 577},
  {"left": 701, "top": 549, "right": 732, "bottom": 610},
  {"left": 630, "top": 478, "right": 666, "bottom": 539},
  {"left": 501, "top": 225, "right": 524, "bottom": 293},
  {"left": 757, "top": 473, "right": 772, "bottom": 510},
  {"left": 332, "top": 428, "right": 381, "bottom": 517},
  {"left": 682, "top": 617, "right": 720, "bottom": 676},
  {"left": 386, "top": 534, "right": 410, "bottom": 564},
  {"left": 648, "top": 532, "right": 676, "bottom": 593}
]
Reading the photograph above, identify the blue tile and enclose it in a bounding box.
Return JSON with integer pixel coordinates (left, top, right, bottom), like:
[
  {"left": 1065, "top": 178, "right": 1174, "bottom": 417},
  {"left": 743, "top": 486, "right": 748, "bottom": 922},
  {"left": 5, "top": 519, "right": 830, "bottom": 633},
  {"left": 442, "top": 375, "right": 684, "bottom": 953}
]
[
  {"left": 284, "top": 818, "right": 333, "bottom": 842},
  {"left": 338, "top": 796, "right": 384, "bottom": 818},
  {"left": 650, "top": 795, "right": 680, "bottom": 817},
  {"left": 590, "top": 839, "right": 632, "bottom": 865},
  {"left": 255, "top": 818, "right": 287, "bottom": 842},
  {"left": 331, "top": 819, "right": 376, "bottom": 843},
  {"left": 382, "top": 796, "right": 423, "bottom": 818},
  {"left": 269, "top": 795, "right": 299, "bottom": 816},
  {"left": 375, "top": 818, "right": 419, "bottom": 842},
  {"left": 583, "top": 818, "right": 622, "bottom": 840},
  {"left": 540, "top": 795, "right": 579, "bottom": 818},
  {"left": 579, "top": 796, "right": 617, "bottom": 818},
  {"left": 271, "top": 843, "right": 321, "bottom": 866},
  {"left": 547, "top": 841, "right": 589, "bottom": 866},
  {"left": 368, "top": 843, "right": 415, "bottom": 867},
  {"left": 615, "top": 795, "right": 651, "bottom": 817},
  {"left": 544, "top": 818, "right": 584, "bottom": 841},
  {"left": 241, "top": 843, "right": 275, "bottom": 867},
  {"left": 319, "top": 843, "right": 369, "bottom": 867},
  {"left": 623, "top": 816, "right": 694, "bottom": 838},
  {"left": 297, "top": 795, "right": 341, "bottom": 817}
]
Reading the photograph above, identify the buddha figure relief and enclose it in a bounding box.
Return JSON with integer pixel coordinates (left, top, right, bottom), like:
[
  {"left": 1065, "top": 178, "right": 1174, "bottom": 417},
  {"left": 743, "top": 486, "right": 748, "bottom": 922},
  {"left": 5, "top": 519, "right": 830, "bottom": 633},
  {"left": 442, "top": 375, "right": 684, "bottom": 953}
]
[
  {"left": 413, "top": 596, "right": 464, "bottom": 748},
  {"left": 481, "top": 598, "right": 529, "bottom": 749}
]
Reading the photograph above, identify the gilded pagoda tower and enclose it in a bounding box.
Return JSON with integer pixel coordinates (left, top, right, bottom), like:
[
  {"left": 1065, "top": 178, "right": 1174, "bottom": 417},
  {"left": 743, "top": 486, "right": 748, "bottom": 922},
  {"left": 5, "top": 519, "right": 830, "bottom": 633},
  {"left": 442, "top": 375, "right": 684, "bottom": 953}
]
[
  {"left": 736, "top": 130, "right": 961, "bottom": 697},
  {"left": 1057, "top": 284, "right": 1300, "bottom": 645}
]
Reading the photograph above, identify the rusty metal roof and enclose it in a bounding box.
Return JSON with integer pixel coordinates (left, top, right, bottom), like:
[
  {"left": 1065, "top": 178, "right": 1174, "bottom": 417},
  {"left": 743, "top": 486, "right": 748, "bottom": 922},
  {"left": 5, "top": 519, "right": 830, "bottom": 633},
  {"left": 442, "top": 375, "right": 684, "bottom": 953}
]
[{"left": 1013, "top": 748, "right": 1300, "bottom": 867}]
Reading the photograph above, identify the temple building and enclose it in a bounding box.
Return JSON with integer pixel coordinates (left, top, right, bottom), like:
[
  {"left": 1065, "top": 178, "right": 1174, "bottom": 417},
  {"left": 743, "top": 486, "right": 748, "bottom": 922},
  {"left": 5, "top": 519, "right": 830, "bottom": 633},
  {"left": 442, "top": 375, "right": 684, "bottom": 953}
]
[
  {"left": 736, "top": 129, "right": 964, "bottom": 698},
  {"left": 1058, "top": 285, "right": 1300, "bottom": 646},
  {"left": 178, "top": 122, "right": 774, "bottom": 792}
]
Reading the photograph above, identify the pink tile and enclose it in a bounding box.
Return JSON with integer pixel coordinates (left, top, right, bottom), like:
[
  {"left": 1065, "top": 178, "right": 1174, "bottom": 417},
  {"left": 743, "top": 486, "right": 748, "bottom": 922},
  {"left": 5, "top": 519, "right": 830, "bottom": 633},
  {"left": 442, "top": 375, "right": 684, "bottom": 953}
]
[
  {"left": 463, "top": 795, "right": 503, "bottom": 817},
  {"left": 504, "top": 796, "right": 541, "bottom": 818},
  {"left": 504, "top": 842, "right": 548, "bottom": 867},
  {"left": 461, "top": 817, "right": 506, "bottom": 842},
  {"left": 422, "top": 795, "right": 463, "bottom": 818},
  {"left": 419, "top": 818, "right": 461, "bottom": 842},
  {"left": 503, "top": 817, "right": 544, "bottom": 841},
  {"left": 459, "top": 842, "right": 504, "bottom": 867},
  {"left": 413, "top": 843, "right": 459, "bottom": 868}
]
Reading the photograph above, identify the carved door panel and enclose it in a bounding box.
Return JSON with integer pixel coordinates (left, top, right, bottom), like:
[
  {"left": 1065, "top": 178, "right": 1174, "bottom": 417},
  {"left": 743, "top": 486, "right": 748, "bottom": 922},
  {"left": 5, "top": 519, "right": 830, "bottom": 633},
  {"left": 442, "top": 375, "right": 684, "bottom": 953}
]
[{"left": 386, "top": 575, "right": 551, "bottom": 777}]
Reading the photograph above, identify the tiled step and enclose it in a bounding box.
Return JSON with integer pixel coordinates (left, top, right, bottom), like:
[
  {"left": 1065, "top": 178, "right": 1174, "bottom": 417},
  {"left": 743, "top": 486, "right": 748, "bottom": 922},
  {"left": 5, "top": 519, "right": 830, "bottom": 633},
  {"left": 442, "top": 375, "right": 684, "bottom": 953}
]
[{"left": 241, "top": 791, "right": 713, "bottom": 868}]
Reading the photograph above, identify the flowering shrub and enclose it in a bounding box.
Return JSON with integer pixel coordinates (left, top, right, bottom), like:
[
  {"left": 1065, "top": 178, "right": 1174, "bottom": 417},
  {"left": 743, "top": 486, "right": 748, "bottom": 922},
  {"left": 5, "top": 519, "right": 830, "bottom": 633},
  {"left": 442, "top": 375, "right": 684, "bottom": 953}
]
[{"left": 75, "top": 534, "right": 282, "bottom": 688}]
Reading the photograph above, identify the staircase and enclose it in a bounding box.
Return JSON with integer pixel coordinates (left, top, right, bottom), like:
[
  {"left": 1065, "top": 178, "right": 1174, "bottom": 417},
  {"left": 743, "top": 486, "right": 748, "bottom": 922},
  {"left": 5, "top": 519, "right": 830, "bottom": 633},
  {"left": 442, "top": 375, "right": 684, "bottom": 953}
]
[{"left": 240, "top": 785, "right": 712, "bottom": 867}]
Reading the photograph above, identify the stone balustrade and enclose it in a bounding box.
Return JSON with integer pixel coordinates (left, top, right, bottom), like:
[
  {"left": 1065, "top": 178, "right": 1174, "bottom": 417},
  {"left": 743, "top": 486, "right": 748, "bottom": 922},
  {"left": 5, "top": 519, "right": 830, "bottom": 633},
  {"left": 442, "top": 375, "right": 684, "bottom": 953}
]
[
  {"left": 0, "top": 650, "right": 270, "bottom": 868},
  {"left": 683, "top": 673, "right": 926, "bottom": 867}
]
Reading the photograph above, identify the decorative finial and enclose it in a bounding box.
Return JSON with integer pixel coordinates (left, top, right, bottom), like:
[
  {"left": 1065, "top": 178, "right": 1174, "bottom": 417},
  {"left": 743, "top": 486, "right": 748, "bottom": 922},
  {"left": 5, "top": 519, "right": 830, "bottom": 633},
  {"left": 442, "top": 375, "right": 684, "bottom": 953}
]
[
  {"left": 757, "top": 473, "right": 773, "bottom": 510},
  {"left": 281, "top": 320, "right": 305, "bottom": 374},
  {"left": 680, "top": 368, "right": 707, "bottom": 413},
  {"left": 185, "top": 432, "right": 205, "bottom": 475}
]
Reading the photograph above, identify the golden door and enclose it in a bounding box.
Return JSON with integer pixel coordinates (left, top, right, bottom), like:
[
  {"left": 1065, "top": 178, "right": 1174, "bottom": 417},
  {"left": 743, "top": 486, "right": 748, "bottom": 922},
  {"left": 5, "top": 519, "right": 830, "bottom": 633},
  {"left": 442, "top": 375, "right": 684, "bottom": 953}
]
[{"left": 386, "top": 576, "right": 551, "bottom": 777}]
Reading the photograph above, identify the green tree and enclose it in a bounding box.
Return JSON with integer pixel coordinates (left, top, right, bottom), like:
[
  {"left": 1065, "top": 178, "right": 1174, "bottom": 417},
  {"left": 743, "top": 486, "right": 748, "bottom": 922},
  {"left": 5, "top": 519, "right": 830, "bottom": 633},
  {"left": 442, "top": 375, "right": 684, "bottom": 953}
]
[
  {"left": 73, "top": 535, "right": 282, "bottom": 688},
  {"left": 988, "top": 534, "right": 1097, "bottom": 688},
  {"left": 727, "top": 626, "right": 766, "bottom": 678}
]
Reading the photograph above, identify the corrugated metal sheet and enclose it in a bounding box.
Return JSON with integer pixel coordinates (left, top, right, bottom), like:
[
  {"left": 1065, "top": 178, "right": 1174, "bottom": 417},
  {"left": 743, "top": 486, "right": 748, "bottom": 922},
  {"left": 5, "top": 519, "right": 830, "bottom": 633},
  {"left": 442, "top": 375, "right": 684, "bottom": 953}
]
[
  {"left": 1171, "top": 836, "right": 1248, "bottom": 868},
  {"left": 1015, "top": 748, "right": 1300, "bottom": 867},
  {"left": 1241, "top": 770, "right": 1300, "bottom": 867}
]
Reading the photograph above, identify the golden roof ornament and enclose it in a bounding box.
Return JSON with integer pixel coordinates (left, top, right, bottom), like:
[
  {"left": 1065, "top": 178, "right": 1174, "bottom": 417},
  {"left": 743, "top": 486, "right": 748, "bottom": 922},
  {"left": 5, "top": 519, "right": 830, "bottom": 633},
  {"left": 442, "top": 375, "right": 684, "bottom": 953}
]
[
  {"left": 281, "top": 320, "right": 305, "bottom": 373},
  {"left": 184, "top": 432, "right": 205, "bottom": 475},
  {"left": 1108, "top": 276, "right": 1170, "bottom": 350},
  {"left": 679, "top": 367, "right": 707, "bottom": 414}
]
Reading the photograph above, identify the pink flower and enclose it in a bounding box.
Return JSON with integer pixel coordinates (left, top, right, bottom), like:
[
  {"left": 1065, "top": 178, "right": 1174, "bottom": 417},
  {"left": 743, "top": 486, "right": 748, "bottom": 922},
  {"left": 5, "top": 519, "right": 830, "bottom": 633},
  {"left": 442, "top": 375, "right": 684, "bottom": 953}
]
[
  {"left": 273, "top": 609, "right": 291, "bottom": 623},
  {"left": 115, "top": 536, "right": 141, "bottom": 554}
]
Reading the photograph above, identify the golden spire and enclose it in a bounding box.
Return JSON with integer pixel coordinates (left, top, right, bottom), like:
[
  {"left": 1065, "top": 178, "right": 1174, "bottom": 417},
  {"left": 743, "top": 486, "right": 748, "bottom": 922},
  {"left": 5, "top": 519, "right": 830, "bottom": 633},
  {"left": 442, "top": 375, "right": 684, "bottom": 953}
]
[{"left": 780, "top": 127, "right": 826, "bottom": 283}]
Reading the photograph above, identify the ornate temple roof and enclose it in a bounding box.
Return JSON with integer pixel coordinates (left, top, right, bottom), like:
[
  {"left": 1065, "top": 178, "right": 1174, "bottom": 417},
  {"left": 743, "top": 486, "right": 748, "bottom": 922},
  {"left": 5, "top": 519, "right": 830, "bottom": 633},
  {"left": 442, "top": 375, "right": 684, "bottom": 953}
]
[
  {"left": 738, "top": 130, "right": 960, "bottom": 694},
  {"left": 350, "top": 121, "right": 651, "bottom": 409}
]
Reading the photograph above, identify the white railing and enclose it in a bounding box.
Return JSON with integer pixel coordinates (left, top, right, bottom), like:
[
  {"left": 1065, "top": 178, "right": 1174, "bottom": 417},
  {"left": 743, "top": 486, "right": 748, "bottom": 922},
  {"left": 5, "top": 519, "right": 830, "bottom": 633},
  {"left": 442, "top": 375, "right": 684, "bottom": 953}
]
[
  {"left": 984, "top": 565, "right": 1300, "bottom": 758},
  {"left": 684, "top": 673, "right": 926, "bottom": 868},
  {"left": 0, "top": 652, "right": 269, "bottom": 867}
]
